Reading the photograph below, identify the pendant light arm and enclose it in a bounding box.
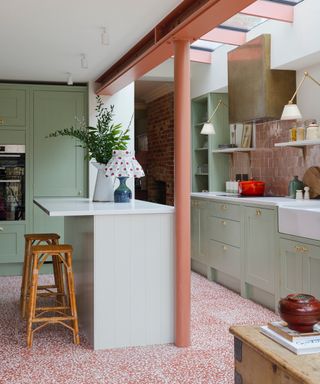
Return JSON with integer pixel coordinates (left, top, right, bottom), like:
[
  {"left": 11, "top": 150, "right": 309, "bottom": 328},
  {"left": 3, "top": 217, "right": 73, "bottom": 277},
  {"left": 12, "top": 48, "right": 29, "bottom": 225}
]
[
  {"left": 289, "top": 72, "right": 320, "bottom": 104},
  {"left": 207, "top": 99, "right": 222, "bottom": 122}
]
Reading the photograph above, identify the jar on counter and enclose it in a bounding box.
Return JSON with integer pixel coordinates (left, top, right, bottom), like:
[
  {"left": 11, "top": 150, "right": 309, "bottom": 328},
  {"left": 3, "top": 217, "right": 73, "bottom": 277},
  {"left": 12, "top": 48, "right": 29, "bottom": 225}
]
[
  {"left": 296, "top": 126, "right": 305, "bottom": 141},
  {"left": 306, "top": 122, "right": 319, "bottom": 140},
  {"left": 288, "top": 176, "right": 304, "bottom": 198},
  {"left": 289, "top": 124, "right": 297, "bottom": 141}
]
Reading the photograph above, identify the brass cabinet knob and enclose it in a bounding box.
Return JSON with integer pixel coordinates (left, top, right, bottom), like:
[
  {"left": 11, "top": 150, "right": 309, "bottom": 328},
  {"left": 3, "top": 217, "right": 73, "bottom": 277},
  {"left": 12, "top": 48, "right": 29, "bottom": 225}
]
[
  {"left": 223, "top": 245, "right": 227, "bottom": 251},
  {"left": 0, "top": 118, "right": 4, "bottom": 125},
  {"left": 302, "top": 246, "right": 309, "bottom": 253},
  {"left": 221, "top": 204, "right": 227, "bottom": 211},
  {"left": 256, "top": 209, "right": 261, "bottom": 216},
  {"left": 221, "top": 220, "right": 227, "bottom": 226}
]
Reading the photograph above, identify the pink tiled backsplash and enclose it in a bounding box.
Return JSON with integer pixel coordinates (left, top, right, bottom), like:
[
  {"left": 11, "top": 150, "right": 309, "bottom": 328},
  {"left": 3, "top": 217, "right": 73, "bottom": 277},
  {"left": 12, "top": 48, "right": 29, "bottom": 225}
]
[{"left": 230, "top": 120, "right": 320, "bottom": 196}]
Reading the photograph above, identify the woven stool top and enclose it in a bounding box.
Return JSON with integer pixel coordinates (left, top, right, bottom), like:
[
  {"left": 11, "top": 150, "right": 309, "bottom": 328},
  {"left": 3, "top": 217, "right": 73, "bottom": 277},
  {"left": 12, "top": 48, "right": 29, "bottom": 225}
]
[
  {"left": 25, "top": 233, "right": 60, "bottom": 241},
  {"left": 32, "top": 244, "right": 72, "bottom": 254}
]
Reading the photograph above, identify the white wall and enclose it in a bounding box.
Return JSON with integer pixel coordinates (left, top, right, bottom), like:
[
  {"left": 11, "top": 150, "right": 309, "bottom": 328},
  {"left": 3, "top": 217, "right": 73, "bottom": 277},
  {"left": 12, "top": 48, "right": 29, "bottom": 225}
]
[
  {"left": 297, "top": 63, "right": 320, "bottom": 122},
  {"left": 88, "top": 81, "right": 135, "bottom": 199}
]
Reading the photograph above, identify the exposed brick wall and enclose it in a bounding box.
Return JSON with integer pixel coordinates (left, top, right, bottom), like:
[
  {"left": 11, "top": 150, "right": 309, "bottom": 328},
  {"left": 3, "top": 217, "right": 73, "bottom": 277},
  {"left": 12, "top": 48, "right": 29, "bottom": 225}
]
[
  {"left": 230, "top": 120, "right": 320, "bottom": 196},
  {"left": 146, "top": 92, "right": 174, "bottom": 206}
]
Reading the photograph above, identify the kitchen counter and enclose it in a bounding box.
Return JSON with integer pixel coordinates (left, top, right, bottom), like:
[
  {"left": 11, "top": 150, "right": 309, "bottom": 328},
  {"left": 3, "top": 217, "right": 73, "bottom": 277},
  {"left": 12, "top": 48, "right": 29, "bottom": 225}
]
[
  {"left": 191, "top": 192, "right": 295, "bottom": 207},
  {"left": 34, "top": 197, "right": 175, "bottom": 350},
  {"left": 34, "top": 197, "right": 174, "bottom": 216},
  {"left": 191, "top": 192, "right": 320, "bottom": 240}
]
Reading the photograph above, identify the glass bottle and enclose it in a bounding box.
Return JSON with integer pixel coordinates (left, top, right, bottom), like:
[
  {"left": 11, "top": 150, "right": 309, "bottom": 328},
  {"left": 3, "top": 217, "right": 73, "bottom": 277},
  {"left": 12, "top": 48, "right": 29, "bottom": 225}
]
[{"left": 288, "top": 176, "right": 304, "bottom": 199}]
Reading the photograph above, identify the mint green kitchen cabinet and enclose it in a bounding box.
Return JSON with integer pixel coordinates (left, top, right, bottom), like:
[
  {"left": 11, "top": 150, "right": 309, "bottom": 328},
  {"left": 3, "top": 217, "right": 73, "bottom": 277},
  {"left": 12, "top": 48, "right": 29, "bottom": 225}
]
[
  {"left": 243, "top": 206, "right": 276, "bottom": 297},
  {"left": 0, "top": 87, "right": 27, "bottom": 129},
  {"left": 280, "top": 237, "right": 320, "bottom": 299},
  {"left": 191, "top": 93, "right": 229, "bottom": 193},
  {"left": 0, "top": 84, "right": 88, "bottom": 275},
  {"left": 207, "top": 201, "right": 241, "bottom": 292},
  {"left": 191, "top": 198, "right": 208, "bottom": 266},
  {"left": 0, "top": 222, "right": 25, "bottom": 275}
]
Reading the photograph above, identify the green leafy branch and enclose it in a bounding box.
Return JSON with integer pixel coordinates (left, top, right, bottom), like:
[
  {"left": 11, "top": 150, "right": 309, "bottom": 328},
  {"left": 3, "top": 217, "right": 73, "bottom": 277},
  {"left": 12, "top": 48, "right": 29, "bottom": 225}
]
[{"left": 47, "top": 96, "right": 131, "bottom": 164}]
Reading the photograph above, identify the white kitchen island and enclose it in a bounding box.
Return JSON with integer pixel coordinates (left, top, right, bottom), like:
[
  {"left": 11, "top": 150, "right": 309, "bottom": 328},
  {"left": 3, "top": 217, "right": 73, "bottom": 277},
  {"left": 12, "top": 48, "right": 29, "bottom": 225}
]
[{"left": 34, "top": 198, "right": 175, "bottom": 350}]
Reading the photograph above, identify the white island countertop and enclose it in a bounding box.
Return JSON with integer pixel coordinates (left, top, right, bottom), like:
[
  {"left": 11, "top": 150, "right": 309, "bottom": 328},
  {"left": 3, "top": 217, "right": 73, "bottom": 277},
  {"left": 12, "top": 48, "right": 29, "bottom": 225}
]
[{"left": 34, "top": 197, "right": 175, "bottom": 217}]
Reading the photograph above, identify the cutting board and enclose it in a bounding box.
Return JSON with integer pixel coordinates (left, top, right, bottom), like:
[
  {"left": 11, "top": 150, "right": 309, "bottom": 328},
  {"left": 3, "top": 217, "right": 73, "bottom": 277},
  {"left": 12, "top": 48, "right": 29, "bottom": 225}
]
[{"left": 303, "top": 167, "right": 320, "bottom": 198}]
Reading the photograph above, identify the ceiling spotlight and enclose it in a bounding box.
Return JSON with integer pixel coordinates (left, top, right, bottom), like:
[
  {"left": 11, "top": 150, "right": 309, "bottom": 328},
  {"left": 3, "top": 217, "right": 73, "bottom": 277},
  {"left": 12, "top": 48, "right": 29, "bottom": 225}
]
[
  {"left": 67, "top": 72, "right": 73, "bottom": 86},
  {"left": 80, "top": 53, "right": 88, "bottom": 69},
  {"left": 101, "top": 27, "right": 109, "bottom": 46}
]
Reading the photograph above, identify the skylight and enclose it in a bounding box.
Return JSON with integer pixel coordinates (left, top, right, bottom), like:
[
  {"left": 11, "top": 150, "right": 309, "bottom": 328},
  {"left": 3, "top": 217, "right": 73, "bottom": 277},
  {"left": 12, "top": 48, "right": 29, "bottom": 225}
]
[
  {"left": 220, "top": 14, "right": 267, "bottom": 32},
  {"left": 266, "top": 0, "right": 304, "bottom": 5},
  {"left": 191, "top": 40, "right": 222, "bottom": 52}
]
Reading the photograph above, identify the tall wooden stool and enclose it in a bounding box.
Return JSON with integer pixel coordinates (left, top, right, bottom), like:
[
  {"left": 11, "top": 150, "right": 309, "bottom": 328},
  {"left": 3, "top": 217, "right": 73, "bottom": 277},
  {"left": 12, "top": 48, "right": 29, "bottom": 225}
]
[
  {"left": 20, "top": 233, "right": 62, "bottom": 318},
  {"left": 26, "top": 244, "right": 80, "bottom": 348}
]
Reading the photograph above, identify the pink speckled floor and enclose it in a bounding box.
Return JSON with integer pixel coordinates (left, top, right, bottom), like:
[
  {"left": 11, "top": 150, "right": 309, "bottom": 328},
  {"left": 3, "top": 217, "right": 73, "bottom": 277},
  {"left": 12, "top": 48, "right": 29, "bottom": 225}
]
[{"left": 0, "top": 272, "right": 279, "bottom": 384}]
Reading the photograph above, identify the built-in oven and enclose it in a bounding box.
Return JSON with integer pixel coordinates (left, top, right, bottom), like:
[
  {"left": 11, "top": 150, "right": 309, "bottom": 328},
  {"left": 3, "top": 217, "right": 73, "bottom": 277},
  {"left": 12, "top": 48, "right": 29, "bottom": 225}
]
[{"left": 0, "top": 145, "right": 25, "bottom": 221}]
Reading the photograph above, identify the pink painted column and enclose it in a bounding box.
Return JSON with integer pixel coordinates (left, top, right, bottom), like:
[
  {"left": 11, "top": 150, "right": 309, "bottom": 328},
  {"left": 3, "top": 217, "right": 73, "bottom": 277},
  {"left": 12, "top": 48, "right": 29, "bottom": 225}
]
[{"left": 174, "top": 39, "right": 191, "bottom": 347}]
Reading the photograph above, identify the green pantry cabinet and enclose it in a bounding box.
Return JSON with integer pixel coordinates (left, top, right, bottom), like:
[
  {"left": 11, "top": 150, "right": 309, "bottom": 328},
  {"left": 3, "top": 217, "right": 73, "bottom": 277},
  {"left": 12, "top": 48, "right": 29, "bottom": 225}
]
[{"left": 0, "top": 84, "right": 88, "bottom": 275}]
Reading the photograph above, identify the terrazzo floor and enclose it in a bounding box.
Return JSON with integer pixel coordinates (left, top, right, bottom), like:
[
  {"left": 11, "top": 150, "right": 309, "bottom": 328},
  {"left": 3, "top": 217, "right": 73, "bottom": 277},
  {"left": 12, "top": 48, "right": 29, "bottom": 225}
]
[{"left": 0, "top": 272, "right": 279, "bottom": 384}]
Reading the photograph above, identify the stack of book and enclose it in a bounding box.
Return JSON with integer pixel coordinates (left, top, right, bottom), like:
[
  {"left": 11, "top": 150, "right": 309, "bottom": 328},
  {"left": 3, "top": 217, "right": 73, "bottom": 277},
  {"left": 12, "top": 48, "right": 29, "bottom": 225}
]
[{"left": 260, "top": 321, "right": 320, "bottom": 355}]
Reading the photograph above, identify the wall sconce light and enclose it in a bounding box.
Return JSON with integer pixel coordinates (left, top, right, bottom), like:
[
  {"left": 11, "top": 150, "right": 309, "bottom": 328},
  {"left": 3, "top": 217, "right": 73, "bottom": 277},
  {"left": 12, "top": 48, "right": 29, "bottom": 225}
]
[
  {"left": 80, "top": 53, "right": 88, "bottom": 69},
  {"left": 101, "top": 27, "right": 109, "bottom": 46},
  {"left": 201, "top": 99, "right": 227, "bottom": 135},
  {"left": 281, "top": 71, "right": 320, "bottom": 120},
  {"left": 67, "top": 72, "right": 73, "bottom": 86}
]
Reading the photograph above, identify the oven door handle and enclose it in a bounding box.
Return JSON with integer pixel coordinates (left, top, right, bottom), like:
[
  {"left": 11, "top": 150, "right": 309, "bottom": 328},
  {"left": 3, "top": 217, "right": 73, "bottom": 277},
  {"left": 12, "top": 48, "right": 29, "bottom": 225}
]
[
  {"left": 0, "top": 154, "right": 22, "bottom": 158},
  {"left": 0, "top": 179, "right": 21, "bottom": 183}
]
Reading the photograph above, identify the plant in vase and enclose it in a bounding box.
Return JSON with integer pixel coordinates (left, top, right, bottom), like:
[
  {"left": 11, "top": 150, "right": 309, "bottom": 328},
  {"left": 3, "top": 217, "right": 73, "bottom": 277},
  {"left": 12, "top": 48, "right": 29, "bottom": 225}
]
[{"left": 47, "top": 96, "right": 131, "bottom": 201}]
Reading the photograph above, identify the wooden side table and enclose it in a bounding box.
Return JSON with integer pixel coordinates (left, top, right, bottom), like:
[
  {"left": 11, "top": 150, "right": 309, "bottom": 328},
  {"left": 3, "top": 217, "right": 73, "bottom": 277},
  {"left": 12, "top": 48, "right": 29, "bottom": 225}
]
[{"left": 229, "top": 325, "right": 320, "bottom": 384}]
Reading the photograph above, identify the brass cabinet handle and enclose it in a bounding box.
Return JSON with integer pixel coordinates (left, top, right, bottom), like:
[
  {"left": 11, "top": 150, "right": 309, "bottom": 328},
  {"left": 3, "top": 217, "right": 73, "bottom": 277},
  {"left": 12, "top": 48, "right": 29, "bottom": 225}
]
[
  {"left": 256, "top": 209, "right": 261, "bottom": 216},
  {"left": 221, "top": 204, "right": 227, "bottom": 211},
  {"left": 294, "top": 245, "right": 309, "bottom": 253},
  {"left": 0, "top": 118, "right": 4, "bottom": 125},
  {"left": 221, "top": 220, "right": 227, "bottom": 226},
  {"left": 0, "top": 227, "right": 4, "bottom": 231},
  {"left": 223, "top": 245, "right": 227, "bottom": 251}
]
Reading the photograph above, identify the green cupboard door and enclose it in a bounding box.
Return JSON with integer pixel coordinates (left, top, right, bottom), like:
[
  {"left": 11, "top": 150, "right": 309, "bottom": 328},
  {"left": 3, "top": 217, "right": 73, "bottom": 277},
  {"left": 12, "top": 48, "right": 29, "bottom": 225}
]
[
  {"left": 279, "top": 238, "right": 303, "bottom": 298},
  {"left": 33, "top": 89, "right": 86, "bottom": 197},
  {"left": 0, "top": 88, "right": 26, "bottom": 128},
  {"left": 244, "top": 206, "right": 276, "bottom": 294}
]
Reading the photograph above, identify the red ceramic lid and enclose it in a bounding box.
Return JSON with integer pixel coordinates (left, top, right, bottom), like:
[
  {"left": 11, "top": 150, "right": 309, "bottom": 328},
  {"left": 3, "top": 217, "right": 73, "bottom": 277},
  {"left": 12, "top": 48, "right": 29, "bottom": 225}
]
[{"left": 279, "top": 294, "right": 320, "bottom": 315}]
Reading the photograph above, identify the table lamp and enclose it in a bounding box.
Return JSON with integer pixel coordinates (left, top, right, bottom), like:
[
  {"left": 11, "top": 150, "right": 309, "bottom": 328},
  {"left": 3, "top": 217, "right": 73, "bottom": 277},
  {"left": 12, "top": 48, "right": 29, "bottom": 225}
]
[{"left": 105, "top": 150, "right": 145, "bottom": 202}]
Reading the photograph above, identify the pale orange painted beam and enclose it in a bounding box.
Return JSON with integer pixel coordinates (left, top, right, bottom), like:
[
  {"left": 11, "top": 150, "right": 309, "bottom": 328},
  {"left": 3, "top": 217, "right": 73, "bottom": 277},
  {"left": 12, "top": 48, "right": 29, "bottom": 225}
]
[
  {"left": 241, "top": 0, "right": 293, "bottom": 23},
  {"left": 96, "top": 0, "right": 256, "bottom": 95},
  {"left": 190, "top": 49, "right": 212, "bottom": 63},
  {"left": 174, "top": 39, "right": 191, "bottom": 347},
  {"left": 201, "top": 27, "right": 246, "bottom": 46}
]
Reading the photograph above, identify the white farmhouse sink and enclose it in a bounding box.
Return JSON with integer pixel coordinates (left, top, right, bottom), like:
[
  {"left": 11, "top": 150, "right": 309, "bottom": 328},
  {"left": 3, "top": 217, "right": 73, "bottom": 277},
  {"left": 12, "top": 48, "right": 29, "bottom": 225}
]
[{"left": 278, "top": 200, "right": 320, "bottom": 240}]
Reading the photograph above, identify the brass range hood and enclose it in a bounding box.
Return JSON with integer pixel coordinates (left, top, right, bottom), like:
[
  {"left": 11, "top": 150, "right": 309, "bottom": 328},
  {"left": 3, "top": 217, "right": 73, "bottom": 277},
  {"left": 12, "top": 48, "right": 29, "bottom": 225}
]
[{"left": 228, "top": 34, "right": 296, "bottom": 123}]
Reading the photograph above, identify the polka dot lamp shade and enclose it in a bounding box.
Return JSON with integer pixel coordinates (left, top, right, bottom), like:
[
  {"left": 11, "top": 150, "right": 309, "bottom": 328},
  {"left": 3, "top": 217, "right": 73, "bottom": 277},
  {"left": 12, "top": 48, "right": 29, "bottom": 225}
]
[{"left": 105, "top": 150, "right": 145, "bottom": 178}]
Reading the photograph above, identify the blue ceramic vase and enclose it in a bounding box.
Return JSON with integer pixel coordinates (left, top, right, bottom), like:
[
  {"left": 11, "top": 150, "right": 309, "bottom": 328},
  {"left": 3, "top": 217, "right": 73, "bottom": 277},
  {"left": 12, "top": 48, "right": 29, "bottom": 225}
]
[{"left": 114, "top": 177, "right": 131, "bottom": 203}]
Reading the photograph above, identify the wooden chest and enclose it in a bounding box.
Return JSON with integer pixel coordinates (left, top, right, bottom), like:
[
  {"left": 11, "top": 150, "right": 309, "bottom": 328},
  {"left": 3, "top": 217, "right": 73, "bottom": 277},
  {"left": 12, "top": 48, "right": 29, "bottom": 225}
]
[{"left": 229, "top": 326, "right": 320, "bottom": 384}]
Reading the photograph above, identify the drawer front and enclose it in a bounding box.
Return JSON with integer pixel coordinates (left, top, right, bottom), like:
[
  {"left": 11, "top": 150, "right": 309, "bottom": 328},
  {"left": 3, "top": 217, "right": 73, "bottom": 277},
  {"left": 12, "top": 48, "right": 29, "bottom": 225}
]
[
  {"left": 208, "top": 239, "right": 240, "bottom": 278},
  {"left": 0, "top": 223, "right": 25, "bottom": 263},
  {"left": 211, "top": 201, "right": 241, "bottom": 221},
  {"left": 208, "top": 216, "right": 240, "bottom": 247},
  {"left": 0, "top": 89, "right": 26, "bottom": 128}
]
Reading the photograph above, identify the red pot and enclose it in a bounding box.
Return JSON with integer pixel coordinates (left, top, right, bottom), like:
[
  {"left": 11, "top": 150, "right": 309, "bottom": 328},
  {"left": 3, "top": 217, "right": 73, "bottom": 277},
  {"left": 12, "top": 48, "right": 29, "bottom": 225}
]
[
  {"left": 238, "top": 180, "right": 265, "bottom": 196},
  {"left": 279, "top": 294, "right": 320, "bottom": 332}
]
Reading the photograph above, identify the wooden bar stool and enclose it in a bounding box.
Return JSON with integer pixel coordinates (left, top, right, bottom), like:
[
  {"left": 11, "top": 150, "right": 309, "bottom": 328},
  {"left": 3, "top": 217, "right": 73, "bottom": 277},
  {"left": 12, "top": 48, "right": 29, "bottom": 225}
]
[
  {"left": 20, "top": 233, "right": 63, "bottom": 318},
  {"left": 26, "top": 244, "right": 80, "bottom": 348}
]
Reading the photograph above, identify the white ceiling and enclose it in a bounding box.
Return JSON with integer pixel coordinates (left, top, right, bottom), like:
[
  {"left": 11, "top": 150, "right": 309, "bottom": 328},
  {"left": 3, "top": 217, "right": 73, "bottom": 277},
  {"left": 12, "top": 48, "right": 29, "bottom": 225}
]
[{"left": 0, "top": 0, "right": 182, "bottom": 83}]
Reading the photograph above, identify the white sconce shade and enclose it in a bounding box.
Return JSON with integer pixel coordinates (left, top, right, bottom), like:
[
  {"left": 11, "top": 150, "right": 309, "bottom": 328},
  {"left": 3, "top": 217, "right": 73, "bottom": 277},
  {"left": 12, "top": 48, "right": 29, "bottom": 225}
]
[
  {"left": 281, "top": 103, "right": 302, "bottom": 120},
  {"left": 280, "top": 71, "right": 320, "bottom": 121},
  {"left": 201, "top": 122, "right": 215, "bottom": 135}
]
